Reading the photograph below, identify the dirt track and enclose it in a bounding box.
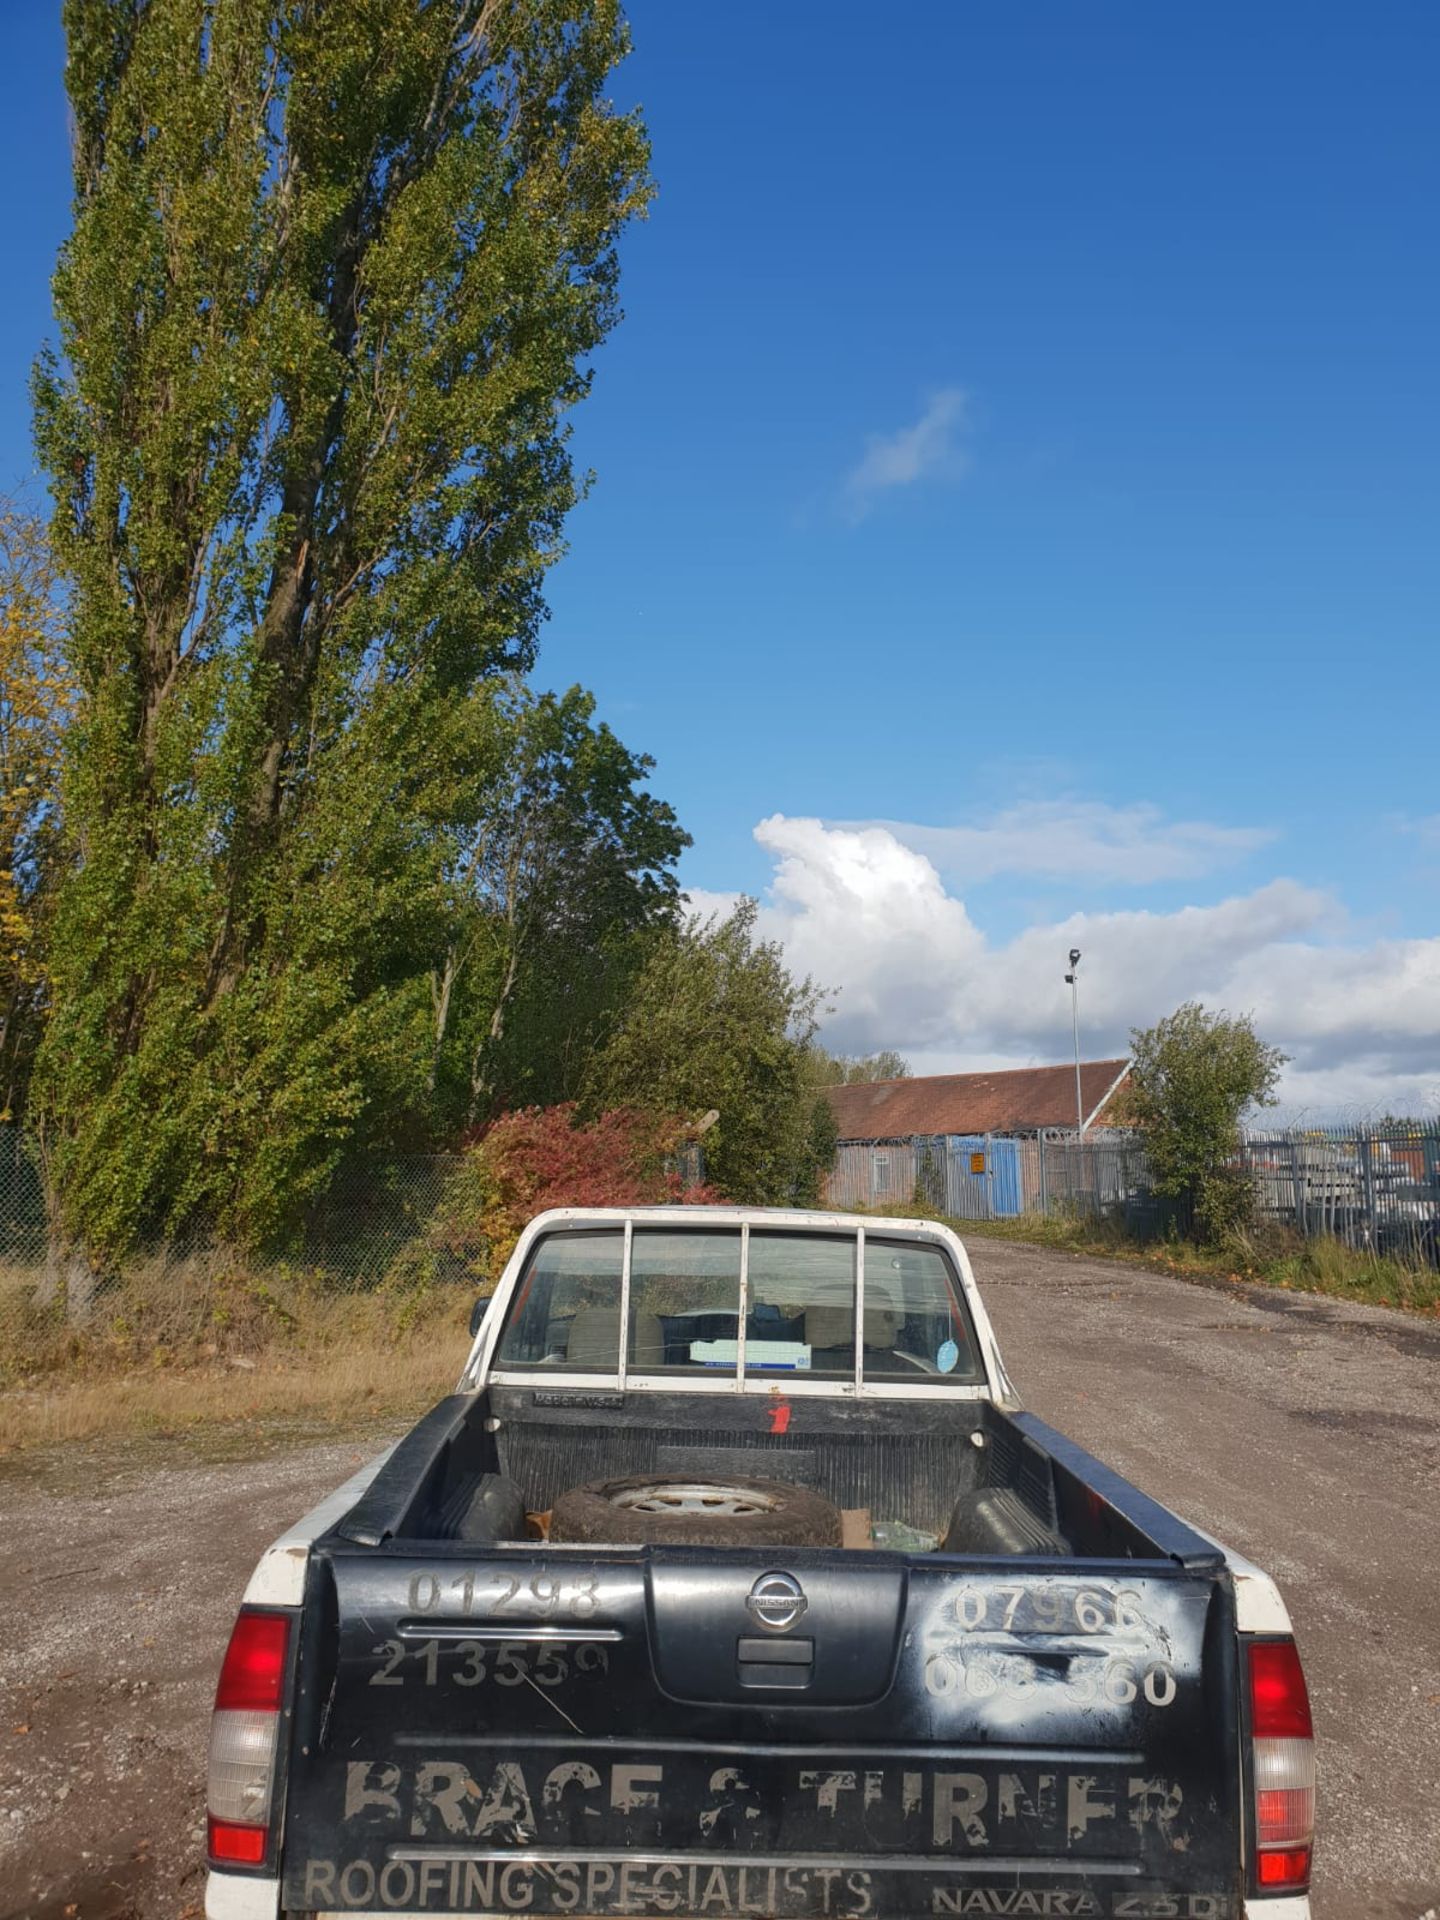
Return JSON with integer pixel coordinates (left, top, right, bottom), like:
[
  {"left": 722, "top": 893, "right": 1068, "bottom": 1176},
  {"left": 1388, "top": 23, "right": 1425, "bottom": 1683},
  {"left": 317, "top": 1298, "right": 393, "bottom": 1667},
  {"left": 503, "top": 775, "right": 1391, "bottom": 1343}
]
[{"left": 1, "top": 1241, "right": 1437, "bottom": 1919}]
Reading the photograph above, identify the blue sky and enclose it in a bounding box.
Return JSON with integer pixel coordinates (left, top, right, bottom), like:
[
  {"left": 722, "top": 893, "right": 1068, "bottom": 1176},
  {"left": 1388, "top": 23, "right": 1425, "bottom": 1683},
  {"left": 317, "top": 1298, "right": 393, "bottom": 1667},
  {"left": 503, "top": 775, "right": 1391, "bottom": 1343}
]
[{"left": 1, "top": 4, "right": 1436, "bottom": 1110}]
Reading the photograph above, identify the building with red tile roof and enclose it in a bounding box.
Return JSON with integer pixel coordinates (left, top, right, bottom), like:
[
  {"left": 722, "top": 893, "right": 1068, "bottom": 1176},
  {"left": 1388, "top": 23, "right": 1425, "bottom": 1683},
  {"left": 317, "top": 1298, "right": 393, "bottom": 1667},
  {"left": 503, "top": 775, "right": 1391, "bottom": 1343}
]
[{"left": 823, "top": 1059, "right": 1131, "bottom": 1142}]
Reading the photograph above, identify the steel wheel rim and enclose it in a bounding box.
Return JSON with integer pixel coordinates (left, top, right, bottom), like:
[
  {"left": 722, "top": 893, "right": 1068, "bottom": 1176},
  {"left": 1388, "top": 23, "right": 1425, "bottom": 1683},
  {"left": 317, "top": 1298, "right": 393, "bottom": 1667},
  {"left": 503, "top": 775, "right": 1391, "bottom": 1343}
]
[{"left": 610, "top": 1481, "right": 780, "bottom": 1517}]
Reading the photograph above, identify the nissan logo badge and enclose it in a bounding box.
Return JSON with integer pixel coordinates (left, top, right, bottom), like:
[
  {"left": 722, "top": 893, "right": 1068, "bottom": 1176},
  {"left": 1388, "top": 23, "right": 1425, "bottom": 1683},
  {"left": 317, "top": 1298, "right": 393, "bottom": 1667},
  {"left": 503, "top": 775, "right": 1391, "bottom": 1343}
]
[{"left": 746, "top": 1571, "right": 807, "bottom": 1632}]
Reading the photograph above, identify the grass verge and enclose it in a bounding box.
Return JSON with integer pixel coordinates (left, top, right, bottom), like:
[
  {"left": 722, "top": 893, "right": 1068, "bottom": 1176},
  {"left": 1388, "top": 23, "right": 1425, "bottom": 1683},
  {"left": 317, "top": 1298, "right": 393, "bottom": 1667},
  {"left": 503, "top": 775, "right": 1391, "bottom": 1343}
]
[
  {"left": 0, "top": 1251, "right": 482, "bottom": 1456},
  {"left": 952, "top": 1211, "right": 1440, "bottom": 1315},
  {"left": 0, "top": 1326, "right": 466, "bottom": 1457}
]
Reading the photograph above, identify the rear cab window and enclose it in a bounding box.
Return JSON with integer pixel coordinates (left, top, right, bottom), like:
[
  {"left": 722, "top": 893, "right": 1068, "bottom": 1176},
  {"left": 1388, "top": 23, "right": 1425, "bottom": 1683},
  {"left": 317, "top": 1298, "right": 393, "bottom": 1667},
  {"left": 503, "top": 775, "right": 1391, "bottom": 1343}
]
[
  {"left": 863, "top": 1238, "right": 981, "bottom": 1380},
  {"left": 491, "top": 1223, "right": 982, "bottom": 1390},
  {"left": 493, "top": 1230, "right": 624, "bottom": 1370},
  {"left": 628, "top": 1229, "right": 743, "bottom": 1373}
]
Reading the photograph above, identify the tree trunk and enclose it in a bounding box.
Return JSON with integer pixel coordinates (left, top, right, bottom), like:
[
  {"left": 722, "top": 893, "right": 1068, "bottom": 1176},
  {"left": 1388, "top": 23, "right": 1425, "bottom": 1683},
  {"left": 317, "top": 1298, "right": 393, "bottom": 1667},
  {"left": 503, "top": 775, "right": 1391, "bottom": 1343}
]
[
  {"left": 469, "top": 941, "right": 522, "bottom": 1119},
  {"left": 65, "top": 1248, "right": 98, "bottom": 1324},
  {"left": 36, "top": 1238, "right": 100, "bottom": 1322},
  {"left": 428, "top": 950, "right": 459, "bottom": 1095},
  {"left": 35, "top": 1237, "right": 62, "bottom": 1310},
  {"left": 205, "top": 226, "right": 364, "bottom": 1004}
]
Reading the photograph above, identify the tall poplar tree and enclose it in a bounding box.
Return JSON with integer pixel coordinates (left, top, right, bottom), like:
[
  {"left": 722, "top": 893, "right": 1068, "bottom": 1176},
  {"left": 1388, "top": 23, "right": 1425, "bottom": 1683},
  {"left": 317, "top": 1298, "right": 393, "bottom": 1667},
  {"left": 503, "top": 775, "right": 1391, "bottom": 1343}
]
[
  {"left": 0, "top": 508, "right": 75, "bottom": 1121},
  {"left": 34, "top": 1, "right": 650, "bottom": 1252}
]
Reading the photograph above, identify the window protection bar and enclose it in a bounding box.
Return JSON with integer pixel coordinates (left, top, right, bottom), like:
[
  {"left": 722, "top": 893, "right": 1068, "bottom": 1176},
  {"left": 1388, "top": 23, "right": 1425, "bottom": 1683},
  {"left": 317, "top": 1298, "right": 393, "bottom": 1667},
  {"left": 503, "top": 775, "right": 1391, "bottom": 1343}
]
[
  {"left": 853, "top": 1223, "right": 865, "bottom": 1393},
  {"left": 616, "top": 1218, "right": 634, "bottom": 1391},
  {"left": 736, "top": 1221, "right": 750, "bottom": 1391}
]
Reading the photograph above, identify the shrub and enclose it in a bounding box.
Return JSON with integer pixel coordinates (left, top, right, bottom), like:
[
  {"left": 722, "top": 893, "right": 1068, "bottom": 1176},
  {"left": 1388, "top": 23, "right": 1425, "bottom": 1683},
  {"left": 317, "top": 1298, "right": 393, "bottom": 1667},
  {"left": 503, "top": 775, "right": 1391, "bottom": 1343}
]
[
  {"left": 1125, "top": 1002, "right": 1287, "bottom": 1243},
  {"left": 444, "top": 1104, "right": 720, "bottom": 1284}
]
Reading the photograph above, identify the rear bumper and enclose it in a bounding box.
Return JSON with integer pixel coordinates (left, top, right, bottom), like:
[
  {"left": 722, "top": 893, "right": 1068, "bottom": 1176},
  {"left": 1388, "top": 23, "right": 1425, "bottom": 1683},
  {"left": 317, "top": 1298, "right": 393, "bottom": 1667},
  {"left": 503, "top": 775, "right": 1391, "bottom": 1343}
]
[
  {"left": 206, "top": 1870, "right": 279, "bottom": 1920},
  {"left": 207, "top": 1873, "right": 1312, "bottom": 1920}
]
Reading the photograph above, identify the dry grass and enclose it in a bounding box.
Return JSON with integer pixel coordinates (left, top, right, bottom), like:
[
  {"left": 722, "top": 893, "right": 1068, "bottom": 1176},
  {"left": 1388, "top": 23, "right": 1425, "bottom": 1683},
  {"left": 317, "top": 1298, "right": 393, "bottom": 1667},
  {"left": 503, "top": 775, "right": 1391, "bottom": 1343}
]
[
  {"left": 0, "top": 1260, "right": 40, "bottom": 1319},
  {"left": 0, "top": 1325, "right": 464, "bottom": 1455},
  {"left": 0, "top": 1247, "right": 484, "bottom": 1456}
]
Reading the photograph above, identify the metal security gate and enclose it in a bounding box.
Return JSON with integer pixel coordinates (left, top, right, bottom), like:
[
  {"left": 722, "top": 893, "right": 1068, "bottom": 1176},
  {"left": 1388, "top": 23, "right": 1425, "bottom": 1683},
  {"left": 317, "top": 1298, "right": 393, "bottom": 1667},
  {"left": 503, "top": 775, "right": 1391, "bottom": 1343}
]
[
  {"left": 944, "top": 1136, "right": 1022, "bottom": 1219},
  {"left": 991, "top": 1137, "right": 1022, "bottom": 1214}
]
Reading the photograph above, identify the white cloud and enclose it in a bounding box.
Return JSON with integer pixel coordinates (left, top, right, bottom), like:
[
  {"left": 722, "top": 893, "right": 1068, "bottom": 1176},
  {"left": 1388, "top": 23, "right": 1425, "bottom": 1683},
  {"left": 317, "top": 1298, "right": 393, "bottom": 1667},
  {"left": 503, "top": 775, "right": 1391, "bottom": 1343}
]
[
  {"left": 682, "top": 886, "right": 743, "bottom": 923},
  {"left": 843, "top": 388, "right": 968, "bottom": 517},
  {"left": 729, "top": 814, "right": 1440, "bottom": 1119},
  {"left": 852, "top": 800, "right": 1275, "bottom": 886}
]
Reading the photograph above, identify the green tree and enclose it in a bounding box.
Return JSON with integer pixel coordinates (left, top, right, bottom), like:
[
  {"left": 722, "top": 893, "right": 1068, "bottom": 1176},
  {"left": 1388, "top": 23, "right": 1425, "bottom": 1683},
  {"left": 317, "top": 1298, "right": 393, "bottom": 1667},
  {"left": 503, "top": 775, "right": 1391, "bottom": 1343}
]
[
  {"left": 0, "top": 507, "right": 76, "bottom": 1120},
  {"left": 34, "top": 1, "right": 650, "bottom": 1254},
  {"left": 1125, "top": 1002, "right": 1288, "bottom": 1242},
  {"left": 810, "top": 1047, "right": 911, "bottom": 1085},
  {"left": 587, "top": 900, "right": 833, "bottom": 1204},
  {"left": 425, "top": 679, "right": 688, "bottom": 1129},
  {"left": 803, "top": 1087, "right": 839, "bottom": 1193}
]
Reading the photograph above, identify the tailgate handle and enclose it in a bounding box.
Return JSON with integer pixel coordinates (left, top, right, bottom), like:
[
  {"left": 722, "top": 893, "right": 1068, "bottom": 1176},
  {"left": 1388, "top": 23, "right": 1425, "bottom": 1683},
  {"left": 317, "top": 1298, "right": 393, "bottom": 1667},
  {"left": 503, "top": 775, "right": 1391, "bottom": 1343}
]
[
  {"left": 738, "top": 1636, "right": 812, "bottom": 1664},
  {"left": 737, "top": 1634, "right": 813, "bottom": 1690}
]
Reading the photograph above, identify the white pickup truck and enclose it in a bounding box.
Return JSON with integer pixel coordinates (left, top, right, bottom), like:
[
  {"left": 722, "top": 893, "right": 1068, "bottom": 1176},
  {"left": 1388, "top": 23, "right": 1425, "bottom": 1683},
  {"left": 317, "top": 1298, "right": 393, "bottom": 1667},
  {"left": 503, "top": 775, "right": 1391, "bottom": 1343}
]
[{"left": 204, "top": 1207, "right": 1316, "bottom": 1920}]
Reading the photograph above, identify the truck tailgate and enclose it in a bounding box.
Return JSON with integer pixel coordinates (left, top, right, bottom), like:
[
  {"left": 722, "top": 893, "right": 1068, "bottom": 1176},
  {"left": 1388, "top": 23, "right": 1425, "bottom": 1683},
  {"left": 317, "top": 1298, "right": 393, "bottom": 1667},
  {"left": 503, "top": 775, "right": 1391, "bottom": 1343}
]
[{"left": 281, "top": 1545, "right": 1242, "bottom": 1918}]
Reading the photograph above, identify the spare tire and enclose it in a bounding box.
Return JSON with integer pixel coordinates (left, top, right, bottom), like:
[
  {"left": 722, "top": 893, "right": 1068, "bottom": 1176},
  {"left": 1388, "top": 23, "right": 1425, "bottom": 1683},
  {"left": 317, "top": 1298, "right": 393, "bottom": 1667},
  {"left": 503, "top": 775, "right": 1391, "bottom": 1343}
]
[{"left": 549, "top": 1473, "right": 842, "bottom": 1548}]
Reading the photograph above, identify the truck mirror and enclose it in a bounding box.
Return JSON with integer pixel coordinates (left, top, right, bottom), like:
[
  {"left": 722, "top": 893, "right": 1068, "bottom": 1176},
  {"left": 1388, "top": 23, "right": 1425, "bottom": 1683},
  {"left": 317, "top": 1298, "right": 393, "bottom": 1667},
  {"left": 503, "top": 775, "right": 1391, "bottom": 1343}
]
[{"left": 469, "top": 1296, "right": 491, "bottom": 1338}]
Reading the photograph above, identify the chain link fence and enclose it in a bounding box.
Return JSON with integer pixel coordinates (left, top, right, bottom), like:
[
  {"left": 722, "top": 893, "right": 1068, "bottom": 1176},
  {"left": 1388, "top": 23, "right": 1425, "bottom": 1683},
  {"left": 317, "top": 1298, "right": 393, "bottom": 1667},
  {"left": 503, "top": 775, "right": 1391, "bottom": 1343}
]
[
  {"left": 293, "top": 1152, "right": 472, "bottom": 1286},
  {"left": 0, "top": 1128, "right": 712, "bottom": 1367},
  {"left": 0, "top": 1131, "right": 481, "bottom": 1364},
  {"left": 827, "top": 1123, "right": 1440, "bottom": 1266}
]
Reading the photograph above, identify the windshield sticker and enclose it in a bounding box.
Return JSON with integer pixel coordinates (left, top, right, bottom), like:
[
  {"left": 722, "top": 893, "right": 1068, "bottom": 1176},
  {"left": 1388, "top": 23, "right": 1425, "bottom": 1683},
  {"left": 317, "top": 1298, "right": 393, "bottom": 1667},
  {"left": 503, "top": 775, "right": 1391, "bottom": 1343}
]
[{"left": 936, "top": 1340, "right": 959, "bottom": 1373}]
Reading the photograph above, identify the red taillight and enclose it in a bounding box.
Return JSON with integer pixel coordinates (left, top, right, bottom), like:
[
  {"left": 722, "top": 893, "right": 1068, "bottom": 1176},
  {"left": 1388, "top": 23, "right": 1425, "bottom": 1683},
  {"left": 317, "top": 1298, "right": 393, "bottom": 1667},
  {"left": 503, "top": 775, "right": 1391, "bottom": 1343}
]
[
  {"left": 208, "top": 1816, "right": 269, "bottom": 1865},
  {"left": 207, "top": 1609, "right": 292, "bottom": 1870},
  {"left": 215, "top": 1610, "right": 289, "bottom": 1712},
  {"left": 1250, "top": 1640, "right": 1313, "bottom": 1739},
  {"left": 1257, "top": 1846, "right": 1313, "bottom": 1888},
  {"left": 1247, "top": 1637, "right": 1315, "bottom": 1894}
]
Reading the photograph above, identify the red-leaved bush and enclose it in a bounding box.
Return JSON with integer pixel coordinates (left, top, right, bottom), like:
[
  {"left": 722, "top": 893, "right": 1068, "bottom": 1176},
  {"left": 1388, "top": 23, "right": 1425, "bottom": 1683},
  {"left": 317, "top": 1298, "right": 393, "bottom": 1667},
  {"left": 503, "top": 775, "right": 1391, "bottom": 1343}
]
[{"left": 437, "top": 1104, "right": 720, "bottom": 1283}]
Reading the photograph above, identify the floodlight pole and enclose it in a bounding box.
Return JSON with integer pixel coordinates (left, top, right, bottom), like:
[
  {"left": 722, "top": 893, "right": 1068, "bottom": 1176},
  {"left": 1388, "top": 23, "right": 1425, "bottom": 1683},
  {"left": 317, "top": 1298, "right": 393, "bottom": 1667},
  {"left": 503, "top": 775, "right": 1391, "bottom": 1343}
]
[{"left": 1065, "top": 948, "right": 1083, "bottom": 1134}]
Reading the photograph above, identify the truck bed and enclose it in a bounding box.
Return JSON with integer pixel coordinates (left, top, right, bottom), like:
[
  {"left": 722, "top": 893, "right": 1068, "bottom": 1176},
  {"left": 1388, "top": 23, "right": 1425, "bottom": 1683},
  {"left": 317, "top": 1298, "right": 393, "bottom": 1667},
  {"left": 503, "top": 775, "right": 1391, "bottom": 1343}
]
[
  {"left": 273, "top": 1388, "right": 1245, "bottom": 1917},
  {"left": 332, "top": 1384, "right": 1221, "bottom": 1565}
]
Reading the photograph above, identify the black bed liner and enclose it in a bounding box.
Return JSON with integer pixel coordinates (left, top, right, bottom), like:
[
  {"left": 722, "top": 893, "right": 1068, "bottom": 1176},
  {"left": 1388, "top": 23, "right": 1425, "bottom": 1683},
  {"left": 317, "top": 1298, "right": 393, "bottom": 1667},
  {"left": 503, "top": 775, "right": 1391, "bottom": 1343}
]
[{"left": 334, "top": 1389, "right": 1221, "bottom": 1567}]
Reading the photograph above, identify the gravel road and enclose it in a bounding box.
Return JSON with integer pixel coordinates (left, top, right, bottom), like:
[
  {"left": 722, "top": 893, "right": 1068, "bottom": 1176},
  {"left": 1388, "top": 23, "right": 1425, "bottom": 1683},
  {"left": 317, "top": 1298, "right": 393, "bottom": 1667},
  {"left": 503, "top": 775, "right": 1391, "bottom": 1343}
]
[
  {"left": 977, "top": 1239, "right": 1440, "bottom": 1920},
  {"left": 1, "top": 1241, "right": 1437, "bottom": 1920}
]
